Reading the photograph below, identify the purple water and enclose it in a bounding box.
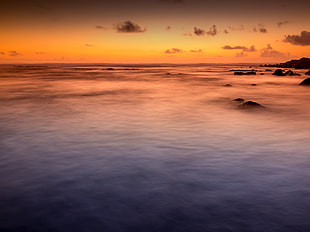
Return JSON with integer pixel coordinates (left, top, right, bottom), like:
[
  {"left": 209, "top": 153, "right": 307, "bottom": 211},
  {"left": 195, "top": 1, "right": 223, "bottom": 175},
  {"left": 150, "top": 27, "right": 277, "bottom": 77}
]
[{"left": 0, "top": 64, "right": 310, "bottom": 231}]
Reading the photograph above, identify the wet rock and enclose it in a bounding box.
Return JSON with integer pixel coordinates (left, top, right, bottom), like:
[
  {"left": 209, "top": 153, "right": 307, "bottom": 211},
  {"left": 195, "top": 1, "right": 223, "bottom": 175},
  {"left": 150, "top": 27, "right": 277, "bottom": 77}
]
[
  {"left": 265, "top": 69, "right": 273, "bottom": 72},
  {"left": 305, "top": 71, "right": 310, "bottom": 75},
  {"left": 250, "top": 84, "right": 257, "bottom": 86},
  {"left": 104, "top": 68, "right": 115, "bottom": 70},
  {"left": 234, "top": 71, "right": 256, "bottom": 75},
  {"left": 299, "top": 78, "right": 310, "bottom": 86},
  {"left": 272, "top": 69, "right": 285, "bottom": 76},
  {"left": 285, "top": 70, "right": 300, "bottom": 76},
  {"left": 233, "top": 98, "right": 244, "bottom": 102},
  {"left": 239, "top": 101, "right": 265, "bottom": 109},
  {"left": 224, "top": 84, "right": 232, "bottom": 87}
]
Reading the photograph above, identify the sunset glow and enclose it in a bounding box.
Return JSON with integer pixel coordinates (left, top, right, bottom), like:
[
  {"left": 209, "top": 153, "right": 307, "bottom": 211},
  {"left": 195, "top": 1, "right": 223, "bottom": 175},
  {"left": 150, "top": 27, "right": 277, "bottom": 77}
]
[{"left": 1, "top": 0, "right": 310, "bottom": 63}]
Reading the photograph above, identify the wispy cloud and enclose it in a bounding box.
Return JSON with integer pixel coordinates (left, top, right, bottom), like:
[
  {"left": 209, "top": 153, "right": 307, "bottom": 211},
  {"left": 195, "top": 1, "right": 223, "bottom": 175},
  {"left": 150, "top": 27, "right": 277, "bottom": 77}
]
[
  {"left": 193, "top": 25, "right": 217, "bottom": 36},
  {"left": 35, "top": 52, "right": 47, "bottom": 55},
  {"left": 222, "top": 45, "right": 256, "bottom": 52},
  {"left": 166, "top": 26, "right": 172, "bottom": 31},
  {"left": 236, "top": 52, "right": 247, "bottom": 57},
  {"left": 96, "top": 25, "right": 105, "bottom": 29},
  {"left": 84, "top": 44, "right": 95, "bottom": 47},
  {"left": 260, "top": 44, "right": 290, "bottom": 58},
  {"left": 277, "top": 20, "right": 289, "bottom": 28},
  {"left": 9, "top": 51, "right": 21, "bottom": 56},
  {"left": 116, "top": 21, "right": 146, "bottom": 33},
  {"left": 283, "top": 31, "right": 310, "bottom": 46},
  {"left": 190, "top": 49, "right": 203, "bottom": 53},
  {"left": 164, "top": 48, "right": 184, "bottom": 54},
  {"left": 253, "top": 24, "right": 268, "bottom": 33},
  {"left": 0, "top": 52, "right": 5, "bottom": 55}
]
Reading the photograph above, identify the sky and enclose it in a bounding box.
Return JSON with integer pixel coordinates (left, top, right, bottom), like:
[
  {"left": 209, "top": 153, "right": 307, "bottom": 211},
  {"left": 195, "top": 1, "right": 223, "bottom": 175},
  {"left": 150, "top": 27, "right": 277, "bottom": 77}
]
[{"left": 1, "top": 0, "right": 310, "bottom": 63}]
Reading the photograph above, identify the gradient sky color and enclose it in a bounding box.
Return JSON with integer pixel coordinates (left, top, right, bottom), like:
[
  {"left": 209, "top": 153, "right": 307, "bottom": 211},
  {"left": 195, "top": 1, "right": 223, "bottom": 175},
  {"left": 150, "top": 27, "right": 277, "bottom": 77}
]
[{"left": 1, "top": 0, "right": 310, "bottom": 63}]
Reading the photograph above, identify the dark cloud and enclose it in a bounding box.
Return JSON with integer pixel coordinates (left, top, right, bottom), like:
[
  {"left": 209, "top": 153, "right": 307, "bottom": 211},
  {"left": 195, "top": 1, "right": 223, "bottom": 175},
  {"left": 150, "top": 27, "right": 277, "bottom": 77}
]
[
  {"left": 283, "top": 31, "right": 310, "bottom": 46},
  {"left": 116, "top": 21, "right": 146, "bottom": 33},
  {"left": 193, "top": 25, "right": 217, "bottom": 36},
  {"left": 164, "top": 48, "right": 183, "bottom": 54},
  {"left": 236, "top": 52, "right": 247, "bottom": 57},
  {"left": 0, "top": 52, "right": 5, "bottom": 55},
  {"left": 207, "top": 25, "right": 217, "bottom": 36},
  {"left": 253, "top": 25, "right": 268, "bottom": 33},
  {"left": 166, "top": 26, "right": 171, "bottom": 30},
  {"left": 9, "top": 51, "right": 21, "bottom": 56},
  {"left": 96, "top": 25, "right": 105, "bottom": 29},
  {"left": 222, "top": 45, "right": 256, "bottom": 52},
  {"left": 194, "top": 27, "right": 205, "bottom": 36},
  {"left": 277, "top": 20, "right": 288, "bottom": 27},
  {"left": 260, "top": 44, "right": 289, "bottom": 58},
  {"left": 85, "top": 44, "right": 95, "bottom": 47},
  {"left": 190, "top": 49, "right": 203, "bottom": 53}
]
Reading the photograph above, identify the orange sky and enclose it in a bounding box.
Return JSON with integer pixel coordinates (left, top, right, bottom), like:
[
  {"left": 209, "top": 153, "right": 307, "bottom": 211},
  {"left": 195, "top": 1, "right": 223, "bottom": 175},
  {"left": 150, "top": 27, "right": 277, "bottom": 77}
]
[{"left": 1, "top": 0, "right": 310, "bottom": 63}]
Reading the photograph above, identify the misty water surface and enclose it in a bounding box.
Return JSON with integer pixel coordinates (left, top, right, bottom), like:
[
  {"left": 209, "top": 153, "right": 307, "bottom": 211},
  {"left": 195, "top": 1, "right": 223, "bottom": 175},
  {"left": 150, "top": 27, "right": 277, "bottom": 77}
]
[{"left": 0, "top": 64, "right": 309, "bottom": 232}]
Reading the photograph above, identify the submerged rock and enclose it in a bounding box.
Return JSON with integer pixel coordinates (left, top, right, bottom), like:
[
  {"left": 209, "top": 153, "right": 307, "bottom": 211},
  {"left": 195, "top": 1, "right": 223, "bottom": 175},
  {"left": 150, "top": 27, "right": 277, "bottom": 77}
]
[
  {"left": 272, "top": 69, "right": 285, "bottom": 76},
  {"left": 234, "top": 71, "right": 256, "bottom": 75},
  {"left": 233, "top": 98, "right": 245, "bottom": 102},
  {"left": 299, "top": 78, "right": 310, "bottom": 86},
  {"left": 285, "top": 70, "right": 300, "bottom": 76},
  {"left": 238, "top": 101, "right": 265, "bottom": 109}
]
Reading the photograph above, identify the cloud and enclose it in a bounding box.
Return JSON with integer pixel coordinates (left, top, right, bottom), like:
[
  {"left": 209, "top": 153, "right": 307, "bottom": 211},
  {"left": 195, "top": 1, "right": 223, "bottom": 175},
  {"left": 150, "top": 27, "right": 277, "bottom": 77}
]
[
  {"left": 166, "top": 26, "right": 171, "bottom": 30},
  {"left": 193, "top": 25, "right": 217, "bottom": 36},
  {"left": 283, "top": 31, "right": 310, "bottom": 46},
  {"left": 206, "top": 25, "right": 217, "bottom": 36},
  {"left": 228, "top": 25, "right": 244, "bottom": 31},
  {"left": 35, "top": 52, "right": 47, "bottom": 55},
  {"left": 116, "top": 21, "right": 146, "bottom": 33},
  {"left": 9, "top": 51, "right": 21, "bottom": 56},
  {"left": 194, "top": 27, "right": 205, "bottom": 36},
  {"left": 222, "top": 45, "right": 256, "bottom": 52},
  {"left": 236, "top": 52, "right": 247, "bottom": 57},
  {"left": 85, "top": 44, "right": 95, "bottom": 47},
  {"left": 183, "top": 33, "right": 193, "bottom": 36},
  {"left": 164, "top": 48, "right": 184, "bottom": 54},
  {"left": 260, "top": 44, "right": 290, "bottom": 58},
  {"left": 0, "top": 52, "right": 5, "bottom": 55},
  {"left": 224, "top": 29, "right": 229, "bottom": 34},
  {"left": 277, "top": 20, "right": 288, "bottom": 28},
  {"left": 96, "top": 25, "right": 105, "bottom": 29},
  {"left": 190, "top": 49, "right": 203, "bottom": 53},
  {"left": 253, "top": 25, "right": 268, "bottom": 33}
]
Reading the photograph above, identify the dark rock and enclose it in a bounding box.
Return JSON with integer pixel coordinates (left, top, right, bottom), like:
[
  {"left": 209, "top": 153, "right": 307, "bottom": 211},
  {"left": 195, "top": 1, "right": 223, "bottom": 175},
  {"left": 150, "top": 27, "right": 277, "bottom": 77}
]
[
  {"left": 265, "top": 69, "right": 272, "bottom": 71},
  {"left": 285, "top": 70, "right": 300, "bottom": 76},
  {"left": 234, "top": 98, "right": 244, "bottom": 102},
  {"left": 305, "top": 71, "right": 310, "bottom": 75},
  {"left": 224, "top": 84, "right": 232, "bottom": 87},
  {"left": 166, "top": 72, "right": 171, "bottom": 75},
  {"left": 299, "top": 78, "right": 310, "bottom": 86},
  {"left": 234, "top": 71, "right": 256, "bottom": 75},
  {"left": 263, "top": 57, "right": 310, "bottom": 69},
  {"left": 105, "top": 68, "right": 115, "bottom": 70},
  {"left": 250, "top": 84, "right": 257, "bottom": 86},
  {"left": 239, "top": 101, "right": 265, "bottom": 109},
  {"left": 272, "top": 69, "right": 285, "bottom": 76},
  {"left": 260, "top": 73, "right": 264, "bottom": 75}
]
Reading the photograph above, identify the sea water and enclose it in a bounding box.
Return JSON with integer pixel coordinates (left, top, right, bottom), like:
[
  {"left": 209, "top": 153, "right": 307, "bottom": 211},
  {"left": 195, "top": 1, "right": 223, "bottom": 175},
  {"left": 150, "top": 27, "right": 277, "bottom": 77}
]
[{"left": 0, "top": 64, "right": 309, "bottom": 231}]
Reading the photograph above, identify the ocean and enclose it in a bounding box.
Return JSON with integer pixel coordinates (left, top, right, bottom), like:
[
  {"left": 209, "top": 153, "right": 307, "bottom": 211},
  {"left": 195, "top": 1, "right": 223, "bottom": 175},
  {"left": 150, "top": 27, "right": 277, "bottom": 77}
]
[{"left": 0, "top": 63, "right": 309, "bottom": 231}]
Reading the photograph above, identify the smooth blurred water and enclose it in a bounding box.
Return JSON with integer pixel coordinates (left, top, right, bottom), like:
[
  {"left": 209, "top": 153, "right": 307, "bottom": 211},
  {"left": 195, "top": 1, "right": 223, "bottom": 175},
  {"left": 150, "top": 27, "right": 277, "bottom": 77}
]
[{"left": 0, "top": 64, "right": 309, "bottom": 232}]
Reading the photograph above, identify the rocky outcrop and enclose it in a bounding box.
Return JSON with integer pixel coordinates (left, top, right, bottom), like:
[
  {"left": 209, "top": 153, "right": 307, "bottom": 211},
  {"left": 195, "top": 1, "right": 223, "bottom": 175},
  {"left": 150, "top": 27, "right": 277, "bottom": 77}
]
[
  {"left": 299, "top": 78, "right": 310, "bottom": 86},
  {"left": 272, "top": 69, "right": 285, "bottom": 76},
  {"left": 234, "top": 71, "right": 256, "bottom": 75},
  {"left": 263, "top": 57, "right": 310, "bottom": 69}
]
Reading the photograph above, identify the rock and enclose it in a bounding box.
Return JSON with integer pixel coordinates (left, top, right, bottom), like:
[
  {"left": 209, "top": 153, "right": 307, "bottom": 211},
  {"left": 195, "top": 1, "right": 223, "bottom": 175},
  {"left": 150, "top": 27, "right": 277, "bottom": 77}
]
[
  {"left": 233, "top": 98, "right": 244, "bottom": 102},
  {"left": 272, "top": 69, "right": 285, "bottom": 76},
  {"left": 305, "top": 71, "right": 310, "bottom": 75},
  {"left": 250, "top": 84, "right": 257, "bottom": 86},
  {"left": 285, "top": 70, "right": 300, "bottom": 76},
  {"left": 105, "top": 68, "right": 115, "bottom": 70},
  {"left": 299, "top": 78, "right": 310, "bottom": 86},
  {"left": 263, "top": 57, "right": 310, "bottom": 69},
  {"left": 224, "top": 84, "right": 232, "bottom": 87},
  {"left": 234, "top": 71, "right": 256, "bottom": 75},
  {"left": 239, "top": 101, "right": 265, "bottom": 109},
  {"left": 265, "top": 69, "right": 272, "bottom": 71}
]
